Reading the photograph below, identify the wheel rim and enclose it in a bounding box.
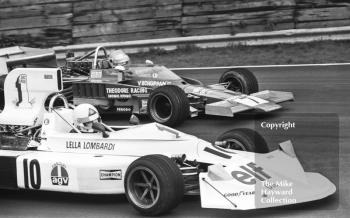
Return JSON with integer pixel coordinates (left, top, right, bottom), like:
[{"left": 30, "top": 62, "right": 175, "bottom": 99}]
[
  {"left": 150, "top": 94, "right": 173, "bottom": 122},
  {"left": 127, "top": 166, "right": 160, "bottom": 209},
  {"left": 224, "top": 77, "right": 244, "bottom": 92},
  {"left": 225, "top": 139, "right": 247, "bottom": 151}
]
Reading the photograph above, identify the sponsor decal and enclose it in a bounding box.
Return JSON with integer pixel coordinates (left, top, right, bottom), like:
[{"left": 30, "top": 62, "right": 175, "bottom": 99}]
[
  {"left": 99, "top": 170, "right": 122, "bottom": 180},
  {"left": 224, "top": 190, "right": 255, "bottom": 198},
  {"left": 66, "top": 141, "right": 115, "bottom": 150},
  {"left": 116, "top": 106, "right": 133, "bottom": 113},
  {"left": 141, "top": 99, "right": 148, "bottom": 108},
  {"left": 90, "top": 70, "right": 102, "bottom": 79},
  {"left": 137, "top": 80, "right": 171, "bottom": 87},
  {"left": 106, "top": 86, "right": 149, "bottom": 99},
  {"left": 51, "top": 163, "right": 69, "bottom": 186},
  {"left": 107, "top": 93, "right": 132, "bottom": 99},
  {"left": 192, "top": 87, "right": 208, "bottom": 95},
  {"left": 44, "top": 74, "right": 53, "bottom": 79},
  {"left": 231, "top": 162, "right": 271, "bottom": 185}
]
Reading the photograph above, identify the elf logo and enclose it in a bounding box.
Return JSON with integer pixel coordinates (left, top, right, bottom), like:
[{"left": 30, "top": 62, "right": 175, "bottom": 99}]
[
  {"left": 51, "top": 163, "right": 69, "bottom": 186},
  {"left": 231, "top": 162, "right": 271, "bottom": 185}
]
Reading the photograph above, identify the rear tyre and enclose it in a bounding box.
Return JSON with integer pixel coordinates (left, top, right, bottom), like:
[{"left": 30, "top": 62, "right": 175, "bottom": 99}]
[
  {"left": 215, "top": 128, "right": 269, "bottom": 153},
  {"left": 219, "top": 68, "right": 258, "bottom": 94},
  {"left": 124, "top": 155, "right": 184, "bottom": 216},
  {"left": 147, "top": 85, "right": 189, "bottom": 126}
]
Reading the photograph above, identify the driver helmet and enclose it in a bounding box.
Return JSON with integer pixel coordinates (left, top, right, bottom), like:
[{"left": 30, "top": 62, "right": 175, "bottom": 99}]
[
  {"left": 109, "top": 49, "right": 130, "bottom": 68},
  {"left": 73, "top": 104, "right": 100, "bottom": 129}
]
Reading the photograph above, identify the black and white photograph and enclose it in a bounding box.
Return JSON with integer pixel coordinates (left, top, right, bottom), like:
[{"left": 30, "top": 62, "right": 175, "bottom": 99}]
[{"left": 0, "top": 0, "right": 348, "bottom": 217}]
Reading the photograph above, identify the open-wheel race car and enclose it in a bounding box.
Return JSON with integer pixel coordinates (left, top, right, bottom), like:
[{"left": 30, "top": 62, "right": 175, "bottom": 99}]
[
  {"left": 59, "top": 46, "right": 294, "bottom": 126},
  {"left": 0, "top": 68, "right": 335, "bottom": 216}
]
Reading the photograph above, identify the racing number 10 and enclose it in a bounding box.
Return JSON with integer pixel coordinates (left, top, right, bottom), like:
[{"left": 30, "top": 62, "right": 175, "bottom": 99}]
[{"left": 23, "top": 159, "right": 41, "bottom": 189}]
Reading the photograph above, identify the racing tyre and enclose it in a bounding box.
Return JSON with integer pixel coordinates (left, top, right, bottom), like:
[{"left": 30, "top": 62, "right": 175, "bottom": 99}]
[
  {"left": 219, "top": 68, "right": 258, "bottom": 94},
  {"left": 125, "top": 155, "right": 184, "bottom": 216},
  {"left": 215, "top": 128, "right": 269, "bottom": 153},
  {"left": 148, "top": 85, "right": 189, "bottom": 126}
]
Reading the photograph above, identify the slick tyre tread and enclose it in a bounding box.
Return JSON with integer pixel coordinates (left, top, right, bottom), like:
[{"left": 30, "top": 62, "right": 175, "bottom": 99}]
[
  {"left": 216, "top": 128, "right": 269, "bottom": 153},
  {"left": 148, "top": 85, "right": 189, "bottom": 127},
  {"left": 151, "top": 154, "right": 184, "bottom": 207},
  {"left": 124, "top": 155, "right": 184, "bottom": 216},
  {"left": 219, "top": 68, "right": 259, "bottom": 94}
]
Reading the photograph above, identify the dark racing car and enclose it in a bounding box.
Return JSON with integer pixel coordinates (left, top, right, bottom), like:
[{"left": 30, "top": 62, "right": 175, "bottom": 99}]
[{"left": 60, "top": 46, "right": 294, "bottom": 126}]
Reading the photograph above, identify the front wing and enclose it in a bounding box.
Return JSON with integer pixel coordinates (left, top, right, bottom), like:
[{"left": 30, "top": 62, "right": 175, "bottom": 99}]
[
  {"left": 205, "top": 90, "right": 294, "bottom": 117},
  {"left": 198, "top": 142, "right": 335, "bottom": 210}
]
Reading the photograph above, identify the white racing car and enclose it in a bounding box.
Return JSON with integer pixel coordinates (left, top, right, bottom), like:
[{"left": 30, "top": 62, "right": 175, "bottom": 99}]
[{"left": 0, "top": 68, "right": 335, "bottom": 216}]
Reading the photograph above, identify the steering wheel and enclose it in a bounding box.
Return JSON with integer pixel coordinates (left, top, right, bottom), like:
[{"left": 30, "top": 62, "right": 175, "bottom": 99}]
[{"left": 48, "top": 94, "right": 69, "bottom": 112}]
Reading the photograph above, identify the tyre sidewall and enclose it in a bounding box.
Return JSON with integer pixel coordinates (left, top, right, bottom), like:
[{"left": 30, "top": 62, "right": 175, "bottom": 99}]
[
  {"left": 219, "top": 68, "right": 258, "bottom": 94},
  {"left": 147, "top": 85, "right": 189, "bottom": 126},
  {"left": 124, "top": 155, "right": 184, "bottom": 216},
  {"left": 216, "top": 129, "right": 269, "bottom": 153}
]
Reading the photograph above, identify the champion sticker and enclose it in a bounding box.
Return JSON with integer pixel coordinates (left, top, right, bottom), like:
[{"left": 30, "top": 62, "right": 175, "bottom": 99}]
[{"left": 100, "top": 170, "right": 122, "bottom": 180}]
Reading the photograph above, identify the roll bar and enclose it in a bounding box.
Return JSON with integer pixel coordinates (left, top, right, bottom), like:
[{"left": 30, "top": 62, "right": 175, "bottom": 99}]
[{"left": 48, "top": 94, "right": 69, "bottom": 112}]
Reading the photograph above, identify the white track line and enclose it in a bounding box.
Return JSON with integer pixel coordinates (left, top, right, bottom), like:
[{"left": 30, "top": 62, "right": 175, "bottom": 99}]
[{"left": 170, "top": 63, "right": 350, "bottom": 70}]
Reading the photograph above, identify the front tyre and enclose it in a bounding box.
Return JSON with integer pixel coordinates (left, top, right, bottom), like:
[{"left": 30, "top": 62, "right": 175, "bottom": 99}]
[
  {"left": 215, "top": 128, "right": 269, "bottom": 153},
  {"left": 219, "top": 68, "right": 258, "bottom": 94},
  {"left": 147, "top": 85, "right": 189, "bottom": 126},
  {"left": 125, "top": 155, "right": 184, "bottom": 216}
]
